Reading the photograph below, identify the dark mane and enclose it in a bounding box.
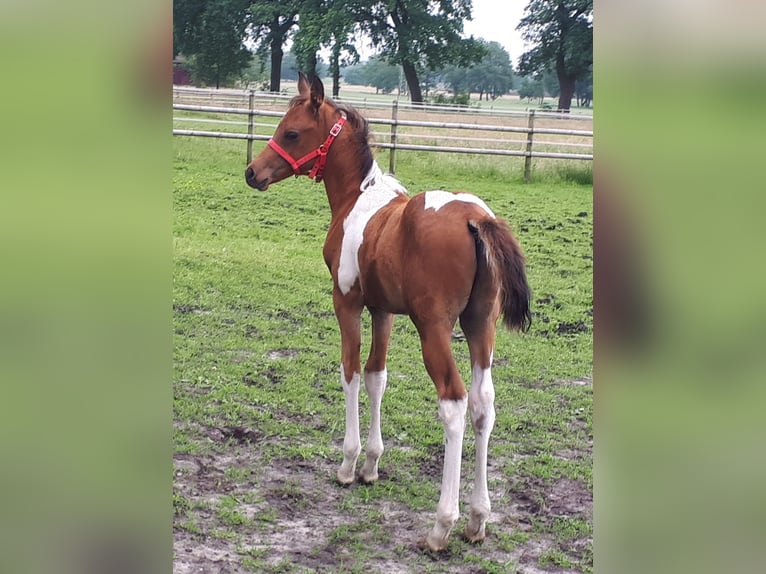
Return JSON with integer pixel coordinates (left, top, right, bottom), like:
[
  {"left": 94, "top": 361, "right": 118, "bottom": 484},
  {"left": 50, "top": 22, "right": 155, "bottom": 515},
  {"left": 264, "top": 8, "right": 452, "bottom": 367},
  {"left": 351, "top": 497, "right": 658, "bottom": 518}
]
[
  {"left": 289, "top": 95, "right": 375, "bottom": 181},
  {"left": 332, "top": 100, "right": 375, "bottom": 180}
]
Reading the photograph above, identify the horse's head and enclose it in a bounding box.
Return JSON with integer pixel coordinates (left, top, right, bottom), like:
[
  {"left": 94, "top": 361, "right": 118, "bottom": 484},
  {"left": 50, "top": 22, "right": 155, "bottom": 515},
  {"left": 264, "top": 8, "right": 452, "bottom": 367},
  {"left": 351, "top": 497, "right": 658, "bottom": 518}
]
[{"left": 245, "top": 72, "right": 337, "bottom": 191}]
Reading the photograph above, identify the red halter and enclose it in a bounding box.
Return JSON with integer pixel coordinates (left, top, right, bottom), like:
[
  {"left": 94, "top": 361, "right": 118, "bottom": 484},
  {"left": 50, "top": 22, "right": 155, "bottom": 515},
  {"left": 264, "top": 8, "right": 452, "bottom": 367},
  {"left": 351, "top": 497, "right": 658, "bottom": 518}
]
[{"left": 267, "top": 112, "right": 347, "bottom": 183}]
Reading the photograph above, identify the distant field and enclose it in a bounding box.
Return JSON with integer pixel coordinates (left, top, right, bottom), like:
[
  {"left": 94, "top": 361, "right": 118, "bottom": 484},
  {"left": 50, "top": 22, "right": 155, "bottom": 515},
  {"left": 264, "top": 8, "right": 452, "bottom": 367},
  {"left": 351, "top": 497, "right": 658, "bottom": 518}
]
[
  {"left": 173, "top": 135, "right": 592, "bottom": 573},
  {"left": 281, "top": 80, "right": 594, "bottom": 116}
]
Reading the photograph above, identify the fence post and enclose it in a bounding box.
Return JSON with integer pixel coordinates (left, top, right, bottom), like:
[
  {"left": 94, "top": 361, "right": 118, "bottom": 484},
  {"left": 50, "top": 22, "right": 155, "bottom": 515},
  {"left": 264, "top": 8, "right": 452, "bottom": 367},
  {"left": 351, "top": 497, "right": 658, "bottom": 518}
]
[
  {"left": 523, "top": 110, "right": 535, "bottom": 183},
  {"left": 246, "top": 90, "right": 255, "bottom": 163},
  {"left": 389, "top": 100, "right": 399, "bottom": 174}
]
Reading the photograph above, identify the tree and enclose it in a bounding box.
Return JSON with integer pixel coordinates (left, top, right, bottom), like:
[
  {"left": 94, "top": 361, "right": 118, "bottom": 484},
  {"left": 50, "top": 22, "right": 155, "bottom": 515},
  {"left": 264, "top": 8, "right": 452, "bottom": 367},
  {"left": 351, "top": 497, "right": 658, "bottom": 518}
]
[
  {"left": 239, "top": 52, "right": 270, "bottom": 90},
  {"left": 290, "top": 0, "right": 363, "bottom": 97},
  {"left": 342, "top": 62, "right": 368, "bottom": 86},
  {"left": 173, "top": 0, "right": 206, "bottom": 58},
  {"left": 364, "top": 57, "right": 402, "bottom": 94},
  {"left": 280, "top": 51, "right": 300, "bottom": 81},
  {"left": 363, "top": 0, "right": 485, "bottom": 104},
  {"left": 249, "top": 1, "right": 300, "bottom": 92},
  {"left": 542, "top": 68, "right": 559, "bottom": 98},
  {"left": 173, "top": 0, "right": 252, "bottom": 88},
  {"left": 575, "top": 65, "right": 592, "bottom": 107},
  {"left": 291, "top": 0, "right": 324, "bottom": 79},
  {"left": 249, "top": 1, "right": 362, "bottom": 96},
  {"left": 517, "top": 76, "right": 545, "bottom": 104},
  {"left": 516, "top": 0, "right": 592, "bottom": 111},
  {"left": 468, "top": 41, "right": 515, "bottom": 100},
  {"left": 342, "top": 57, "right": 400, "bottom": 94},
  {"left": 323, "top": 1, "right": 365, "bottom": 97},
  {"left": 439, "top": 41, "right": 515, "bottom": 102}
]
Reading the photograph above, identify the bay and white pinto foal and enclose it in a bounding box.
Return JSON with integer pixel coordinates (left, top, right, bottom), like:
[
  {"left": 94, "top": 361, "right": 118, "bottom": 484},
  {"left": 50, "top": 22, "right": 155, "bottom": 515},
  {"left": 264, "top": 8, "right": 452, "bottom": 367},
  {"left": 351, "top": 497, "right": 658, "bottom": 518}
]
[{"left": 245, "top": 73, "right": 531, "bottom": 551}]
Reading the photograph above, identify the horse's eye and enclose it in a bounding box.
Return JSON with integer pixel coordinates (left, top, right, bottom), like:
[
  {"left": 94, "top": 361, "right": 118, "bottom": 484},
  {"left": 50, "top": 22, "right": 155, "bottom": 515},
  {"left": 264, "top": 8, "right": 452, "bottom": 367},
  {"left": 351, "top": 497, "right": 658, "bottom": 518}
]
[{"left": 285, "top": 130, "right": 299, "bottom": 141}]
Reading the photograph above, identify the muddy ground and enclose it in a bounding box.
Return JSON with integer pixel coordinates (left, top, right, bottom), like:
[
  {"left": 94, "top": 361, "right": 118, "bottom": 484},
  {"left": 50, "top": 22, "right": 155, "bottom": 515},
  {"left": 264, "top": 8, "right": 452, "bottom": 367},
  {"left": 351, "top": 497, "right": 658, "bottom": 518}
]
[{"left": 173, "top": 402, "right": 592, "bottom": 573}]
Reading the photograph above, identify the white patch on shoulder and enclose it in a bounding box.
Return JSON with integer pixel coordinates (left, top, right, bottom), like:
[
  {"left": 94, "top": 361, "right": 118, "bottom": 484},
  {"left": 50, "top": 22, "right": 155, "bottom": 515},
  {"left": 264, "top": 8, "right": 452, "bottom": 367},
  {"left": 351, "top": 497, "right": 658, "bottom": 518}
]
[
  {"left": 424, "top": 190, "right": 496, "bottom": 219},
  {"left": 337, "top": 161, "right": 408, "bottom": 294}
]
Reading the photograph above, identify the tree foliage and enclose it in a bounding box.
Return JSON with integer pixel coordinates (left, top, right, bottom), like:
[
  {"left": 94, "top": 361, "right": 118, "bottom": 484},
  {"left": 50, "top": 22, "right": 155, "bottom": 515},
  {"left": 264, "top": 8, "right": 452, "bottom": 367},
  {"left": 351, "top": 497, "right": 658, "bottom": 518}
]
[
  {"left": 442, "top": 40, "right": 515, "bottom": 100},
  {"left": 516, "top": 0, "right": 592, "bottom": 111},
  {"left": 248, "top": 1, "right": 364, "bottom": 95},
  {"left": 290, "top": 1, "right": 366, "bottom": 96},
  {"left": 322, "top": 1, "right": 366, "bottom": 97},
  {"left": 173, "top": 0, "right": 252, "bottom": 88},
  {"left": 362, "top": 0, "right": 485, "bottom": 104},
  {"left": 343, "top": 57, "right": 401, "bottom": 94},
  {"left": 517, "top": 76, "right": 545, "bottom": 103}
]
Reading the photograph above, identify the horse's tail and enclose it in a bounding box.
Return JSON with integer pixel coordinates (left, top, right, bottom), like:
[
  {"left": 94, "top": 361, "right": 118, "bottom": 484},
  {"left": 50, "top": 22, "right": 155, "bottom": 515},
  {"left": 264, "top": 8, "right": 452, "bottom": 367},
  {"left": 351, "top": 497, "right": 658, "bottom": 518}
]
[{"left": 470, "top": 218, "right": 532, "bottom": 332}]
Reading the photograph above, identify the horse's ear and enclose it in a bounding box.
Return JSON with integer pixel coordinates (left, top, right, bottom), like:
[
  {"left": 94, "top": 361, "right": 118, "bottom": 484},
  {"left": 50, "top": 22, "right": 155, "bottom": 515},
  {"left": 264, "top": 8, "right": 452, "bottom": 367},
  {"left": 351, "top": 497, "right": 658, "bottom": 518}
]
[
  {"left": 297, "top": 72, "right": 311, "bottom": 98},
  {"left": 310, "top": 75, "right": 324, "bottom": 111}
]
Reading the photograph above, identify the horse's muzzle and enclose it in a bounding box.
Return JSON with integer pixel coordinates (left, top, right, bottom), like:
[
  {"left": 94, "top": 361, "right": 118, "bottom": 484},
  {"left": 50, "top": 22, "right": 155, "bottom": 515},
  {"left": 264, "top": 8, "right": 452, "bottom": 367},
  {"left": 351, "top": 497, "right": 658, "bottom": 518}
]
[{"left": 245, "top": 166, "right": 269, "bottom": 191}]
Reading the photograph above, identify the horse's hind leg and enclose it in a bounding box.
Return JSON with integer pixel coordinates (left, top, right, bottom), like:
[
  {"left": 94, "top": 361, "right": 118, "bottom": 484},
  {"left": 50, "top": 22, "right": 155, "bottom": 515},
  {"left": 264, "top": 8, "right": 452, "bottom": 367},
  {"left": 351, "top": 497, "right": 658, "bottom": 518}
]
[
  {"left": 460, "top": 303, "right": 500, "bottom": 543},
  {"left": 415, "top": 320, "right": 468, "bottom": 552},
  {"left": 358, "top": 309, "right": 393, "bottom": 484}
]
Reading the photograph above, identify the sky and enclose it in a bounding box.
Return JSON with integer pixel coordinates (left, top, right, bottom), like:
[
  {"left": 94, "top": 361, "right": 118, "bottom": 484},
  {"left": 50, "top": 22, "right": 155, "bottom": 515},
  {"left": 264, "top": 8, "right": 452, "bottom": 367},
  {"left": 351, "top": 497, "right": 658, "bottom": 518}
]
[{"left": 463, "top": 0, "right": 528, "bottom": 67}]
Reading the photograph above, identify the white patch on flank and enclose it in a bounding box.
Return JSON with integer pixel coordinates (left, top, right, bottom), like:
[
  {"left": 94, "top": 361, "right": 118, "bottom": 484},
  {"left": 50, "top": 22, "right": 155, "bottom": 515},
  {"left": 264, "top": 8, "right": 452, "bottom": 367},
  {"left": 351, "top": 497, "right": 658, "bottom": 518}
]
[
  {"left": 424, "top": 190, "right": 496, "bottom": 218},
  {"left": 337, "top": 161, "right": 408, "bottom": 294}
]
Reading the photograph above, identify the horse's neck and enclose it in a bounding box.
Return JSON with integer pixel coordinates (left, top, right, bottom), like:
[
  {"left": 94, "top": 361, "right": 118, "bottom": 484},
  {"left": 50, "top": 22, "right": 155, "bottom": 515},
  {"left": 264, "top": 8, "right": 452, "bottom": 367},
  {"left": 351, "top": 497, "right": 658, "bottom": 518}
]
[
  {"left": 324, "top": 160, "right": 407, "bottom": 223},
  {"left": 323, "top": 176, "right": 363, "bottom": 223}
]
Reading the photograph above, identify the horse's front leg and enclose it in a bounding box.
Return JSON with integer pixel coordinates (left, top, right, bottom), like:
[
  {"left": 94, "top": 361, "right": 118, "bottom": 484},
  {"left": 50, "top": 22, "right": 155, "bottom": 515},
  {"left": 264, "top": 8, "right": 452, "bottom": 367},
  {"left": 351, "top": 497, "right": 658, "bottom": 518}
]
[
  {"left": 359, "top": 309, "right": 394, "bottom": 484},
  {"left": 334, "top": 288, "right": 363, "bottom": 485}
]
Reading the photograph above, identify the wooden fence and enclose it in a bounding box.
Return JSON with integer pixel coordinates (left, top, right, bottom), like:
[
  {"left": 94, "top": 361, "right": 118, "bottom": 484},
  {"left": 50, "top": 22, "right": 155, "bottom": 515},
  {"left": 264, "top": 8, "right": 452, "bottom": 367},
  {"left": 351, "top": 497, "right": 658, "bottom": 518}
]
[{"left": 172, "top": 86, "right": 592, "bottom": 182}]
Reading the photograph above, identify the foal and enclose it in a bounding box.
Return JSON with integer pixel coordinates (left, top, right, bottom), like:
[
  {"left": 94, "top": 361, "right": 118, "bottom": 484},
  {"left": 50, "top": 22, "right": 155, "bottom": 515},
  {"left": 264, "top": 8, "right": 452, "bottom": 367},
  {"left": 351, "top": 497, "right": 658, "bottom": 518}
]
[{"left": 245, "top": 73, "right": 531, "bottom": 551}]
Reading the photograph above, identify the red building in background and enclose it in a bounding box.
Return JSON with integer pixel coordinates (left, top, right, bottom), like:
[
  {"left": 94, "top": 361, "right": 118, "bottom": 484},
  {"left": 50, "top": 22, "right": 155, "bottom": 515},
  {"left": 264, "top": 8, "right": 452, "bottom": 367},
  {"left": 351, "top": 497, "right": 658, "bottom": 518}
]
[{"left": 173, "top": 60, "right": 191, "bottom": 85}]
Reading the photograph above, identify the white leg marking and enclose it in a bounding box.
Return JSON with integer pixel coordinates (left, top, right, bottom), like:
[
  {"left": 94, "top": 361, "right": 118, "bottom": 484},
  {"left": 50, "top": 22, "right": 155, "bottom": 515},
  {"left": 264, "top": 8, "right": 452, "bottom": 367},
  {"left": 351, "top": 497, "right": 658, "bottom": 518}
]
[
  {"left": 337, "top": 365, "right": 361, "bottom": 485},
  {"left": 425, "top": 397, "right": 468, "bottom": 551},
  {"left": 466, "top": 361, "right": 496, "bottom": 541},
  {"left": 360, "top": 369, "right": 387, "bottom": 482}
]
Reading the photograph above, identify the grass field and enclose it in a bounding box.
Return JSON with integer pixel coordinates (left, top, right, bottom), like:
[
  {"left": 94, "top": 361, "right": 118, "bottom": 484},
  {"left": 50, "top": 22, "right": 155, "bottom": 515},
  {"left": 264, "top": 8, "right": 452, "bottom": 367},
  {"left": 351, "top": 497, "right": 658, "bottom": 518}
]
[{"left": 173, "top": 135, "right": 593, "bottom": 573}]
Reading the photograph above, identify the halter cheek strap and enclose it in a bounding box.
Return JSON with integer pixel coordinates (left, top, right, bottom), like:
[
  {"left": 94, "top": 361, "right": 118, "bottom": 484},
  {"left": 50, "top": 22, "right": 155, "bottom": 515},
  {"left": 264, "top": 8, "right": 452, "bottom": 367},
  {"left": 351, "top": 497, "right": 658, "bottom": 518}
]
[{"left": 267, "top": 112, "right": 347, "bottom": 183}]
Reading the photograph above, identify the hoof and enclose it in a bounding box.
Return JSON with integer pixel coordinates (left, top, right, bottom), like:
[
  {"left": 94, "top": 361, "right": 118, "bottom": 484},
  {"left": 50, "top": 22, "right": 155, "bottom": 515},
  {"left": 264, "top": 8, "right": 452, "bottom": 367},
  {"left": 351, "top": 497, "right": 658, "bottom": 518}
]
[
  {"left": 417, "top": 534, "right": 449, "bottom": 553},
  {"left": 336, "top": 468, "right": 356, "bottom": 486},
  {"left": 357, "top": 470, "right": 378, "bottom": 484},
  {"left": 462, "top": 528, "right": 486, "bottom": 544},
  {"left": 464, "top": 511, "right": 487, "bottom": 543}
]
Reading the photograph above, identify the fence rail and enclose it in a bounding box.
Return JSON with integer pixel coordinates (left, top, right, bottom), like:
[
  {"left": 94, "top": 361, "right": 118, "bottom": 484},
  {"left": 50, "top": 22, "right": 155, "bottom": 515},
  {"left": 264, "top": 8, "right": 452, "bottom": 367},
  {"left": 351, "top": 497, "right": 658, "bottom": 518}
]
[{"left": 172, "top": 86, "right": 592, "bottom": 181}]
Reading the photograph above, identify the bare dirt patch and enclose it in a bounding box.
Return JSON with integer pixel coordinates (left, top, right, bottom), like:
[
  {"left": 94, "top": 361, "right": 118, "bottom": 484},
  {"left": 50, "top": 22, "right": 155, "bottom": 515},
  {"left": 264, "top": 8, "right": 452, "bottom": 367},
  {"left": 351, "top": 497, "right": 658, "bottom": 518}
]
[{"left": 173, "top": 421, "right": 592, "bottom": 573}]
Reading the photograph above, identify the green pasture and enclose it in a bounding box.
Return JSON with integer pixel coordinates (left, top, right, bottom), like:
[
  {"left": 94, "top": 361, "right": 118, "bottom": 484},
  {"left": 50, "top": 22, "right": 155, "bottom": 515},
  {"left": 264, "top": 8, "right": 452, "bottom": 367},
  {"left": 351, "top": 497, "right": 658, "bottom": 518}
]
[{"left": 173, "top": 135, "right": 592, "bottom": 573}]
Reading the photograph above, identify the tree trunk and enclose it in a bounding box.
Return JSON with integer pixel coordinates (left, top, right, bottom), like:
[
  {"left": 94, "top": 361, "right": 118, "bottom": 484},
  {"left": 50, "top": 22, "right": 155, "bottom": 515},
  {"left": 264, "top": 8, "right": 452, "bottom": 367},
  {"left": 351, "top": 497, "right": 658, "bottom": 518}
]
[
  {"left": 557, "top": 72, "right": 576, "bottom": 112},
  {"left": 402, "top": 61, "right": 422, "bottom": 105},
  {"left": 305, "top": 51, "right": 318, "bottom": 79},
  {"left": 331, "top": 43, "right": 341, "bottom": 98},
  {"left": 270, "top": 28, "right": 283, "bottom": 93},
  {"left": 332, "top": 62, "right": 340, "bottom": 98}
]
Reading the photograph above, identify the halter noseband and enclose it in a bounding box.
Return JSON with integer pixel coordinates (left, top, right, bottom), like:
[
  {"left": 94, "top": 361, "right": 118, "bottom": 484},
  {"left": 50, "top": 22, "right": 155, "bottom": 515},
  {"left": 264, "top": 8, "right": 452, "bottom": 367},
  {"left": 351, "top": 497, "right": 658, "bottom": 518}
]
[{"left": 267, "top": 111, "right": 347, "bottom": 183}]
